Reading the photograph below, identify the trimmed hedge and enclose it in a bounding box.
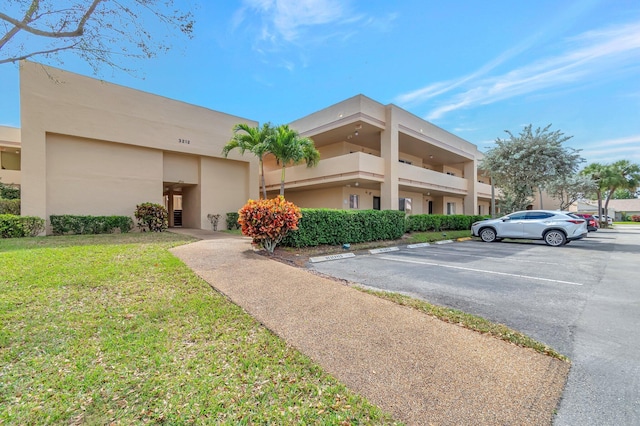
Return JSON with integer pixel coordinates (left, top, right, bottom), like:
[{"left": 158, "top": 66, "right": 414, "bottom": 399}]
[
  {"left": 226, "top": 212, "right": 241, "bottom": 230},
  {"left": 50, "top": 215, "right": 134, "bottom": 235},
  {"left": 406, "top": 214, "right": 488, "bottom": 232},
  {"left": 0, "top": 214, "right": 45, "bottom": 238},
  {"left": 0, "top": 199, "right": 20, "bottom": 215},
  {"left": 281, "top": 209, "right": 406, "bottom": 248}
]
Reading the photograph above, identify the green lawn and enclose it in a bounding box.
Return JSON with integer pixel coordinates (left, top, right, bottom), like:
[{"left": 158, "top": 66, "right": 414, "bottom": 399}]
[{"left": 0, "top": 233, "right": 398, "bottom": 425}]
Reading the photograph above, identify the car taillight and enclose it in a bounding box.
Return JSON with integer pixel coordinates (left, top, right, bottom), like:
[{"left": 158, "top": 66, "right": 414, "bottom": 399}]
[{"left": 567, "top": 219, "right": 585, "bottom": 224}]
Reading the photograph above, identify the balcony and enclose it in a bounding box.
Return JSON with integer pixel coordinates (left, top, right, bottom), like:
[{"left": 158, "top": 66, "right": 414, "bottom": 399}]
[
  {"left": 264, "top": 152, "right": 384, "bottom": 190},
  {"left": 398, "top": 163, "right": 468, "bottom": 194}
]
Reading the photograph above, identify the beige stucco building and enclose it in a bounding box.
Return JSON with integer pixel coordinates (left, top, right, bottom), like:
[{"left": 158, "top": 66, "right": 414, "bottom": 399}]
[
  {"left": 4, "top": 62, "right": 495, "bottom": 233},
  {"left": 263, "top": 95, "right": 492, "bottom": 216},
  {"left": 15, "top": 61, "right": 258, "bottom": 231},
  {"left": 0, "top": 126, "right": 21, "bottom": 186}
]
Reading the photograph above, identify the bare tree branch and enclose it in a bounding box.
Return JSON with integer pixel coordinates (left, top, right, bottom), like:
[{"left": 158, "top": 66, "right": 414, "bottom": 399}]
[{"left": 0, "top": 0, "right": 104, "bottom": 39}]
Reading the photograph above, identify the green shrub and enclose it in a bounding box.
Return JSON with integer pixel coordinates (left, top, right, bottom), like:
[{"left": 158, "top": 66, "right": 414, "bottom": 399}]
[
  {"left": 282, "top": 209, "right": 406, "bottom": 248},
  {"left": 226, "top": 212, "right": 241, "bottom": 230},
  {"left": 134, "top": 203, "right": 168, "bottom": 232},
  {"left": 406, "top": 214, "right": 488, "bottom": 232},
  {"left": 0, "top": 198, "right": 20, "bottom": 215},
  {"left": 50, "top": 215, "right": 133, "bottom": 235},
  {"left": 0, "top": 180, "right": 20, "bottom": 200},
  {"left": 0, "top": 214, "right": 45, "bottom": 238}
]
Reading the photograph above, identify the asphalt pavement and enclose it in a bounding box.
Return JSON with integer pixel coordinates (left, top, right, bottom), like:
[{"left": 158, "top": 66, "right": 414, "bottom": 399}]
[{"left": 310, "top": 226, "right": 640, "bottom": 425}]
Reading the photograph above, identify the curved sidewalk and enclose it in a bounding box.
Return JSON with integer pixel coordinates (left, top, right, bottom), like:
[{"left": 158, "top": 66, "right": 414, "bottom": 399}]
[{"left": 170, "top": 231, "right": 569, "bottom": 425}]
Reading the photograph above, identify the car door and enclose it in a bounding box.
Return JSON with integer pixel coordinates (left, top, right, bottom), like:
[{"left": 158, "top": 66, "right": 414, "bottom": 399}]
[
  {"left": 496, "top": 212, "right": 527, "bottom": 237},
  {"left": 523, "top": 211, "right": 555, "bottom": 238}
]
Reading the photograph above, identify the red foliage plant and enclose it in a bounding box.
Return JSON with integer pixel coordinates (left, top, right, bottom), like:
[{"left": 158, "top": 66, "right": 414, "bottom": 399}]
[{"left": 238, "top": 196, "right": 302, "bottom": 254}]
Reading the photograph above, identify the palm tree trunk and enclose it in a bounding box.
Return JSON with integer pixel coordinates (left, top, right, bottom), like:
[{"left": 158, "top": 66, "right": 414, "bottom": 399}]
[
  {"left": 259, "top": 159, "right": 267, "bottom": 199},
  {"left": 280, "top": 166, "right": 286, "bottom": 196}
]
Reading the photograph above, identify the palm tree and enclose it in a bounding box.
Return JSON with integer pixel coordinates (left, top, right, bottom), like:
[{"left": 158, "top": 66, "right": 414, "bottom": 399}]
[
  {"left": 602, "top": 160, "right": 640, "bottom": 220},
  {"left": 222, "top": 123, "right": 275, "bottom": 199},
  {"left": 581, "top": 160, "right": 640, "bottom": 226},
  {"left": 581, "top": 162, "right": 606, "bottom": 224},
  {"left": 269, "top": 125, "right": 320, "bottom": 196}
]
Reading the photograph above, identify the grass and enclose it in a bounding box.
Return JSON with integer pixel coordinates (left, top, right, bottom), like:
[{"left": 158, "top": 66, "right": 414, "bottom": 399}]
[
  {"left": 0, "top": 233, "right": 399, "bottom": 425},
  {"left": 361, "top": 290, "right": 567, "bottom": 362}
]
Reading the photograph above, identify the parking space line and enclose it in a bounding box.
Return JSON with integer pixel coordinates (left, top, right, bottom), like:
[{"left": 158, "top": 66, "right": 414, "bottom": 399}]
[
  {"left": 377, "top": 255, "right": 585, "bottom": 286},
  {"left": 407, "top": 249, "right": 563, "bottom": 266}
]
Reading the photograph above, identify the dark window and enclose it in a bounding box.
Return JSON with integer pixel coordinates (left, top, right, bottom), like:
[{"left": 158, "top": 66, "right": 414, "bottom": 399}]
[
  {"left": 373, "top": 196, "right": 381, "bottom": 210},
  {"left": 526, "top": 212, "right": 554, "bottom": 220}
]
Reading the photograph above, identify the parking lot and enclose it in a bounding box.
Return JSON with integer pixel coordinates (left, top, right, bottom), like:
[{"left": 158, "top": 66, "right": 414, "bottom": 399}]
[
  {"left": 311, "top": 232, "right": 608, "bottom": 356},
  {"left": 309, "top": 227, "right": 640, "bottom": 425}
]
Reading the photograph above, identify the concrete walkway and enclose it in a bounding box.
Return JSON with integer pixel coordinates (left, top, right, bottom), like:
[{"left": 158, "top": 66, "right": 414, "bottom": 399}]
[{"left": 169, "top": 230, "right": 569, "bottom": 425}]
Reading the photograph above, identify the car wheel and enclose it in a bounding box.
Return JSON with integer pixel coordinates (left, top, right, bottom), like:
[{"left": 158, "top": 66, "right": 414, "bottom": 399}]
[
  {"left": 480, "top": 228, "right": 497, "bottom": 243},
  {"left": 544, "top": 230, "right": 566, "bottom": 246}
]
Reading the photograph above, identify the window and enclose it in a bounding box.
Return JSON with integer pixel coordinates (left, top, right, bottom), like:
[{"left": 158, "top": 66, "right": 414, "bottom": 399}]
[
  {"left": 349, "top": 194, "right": 359, "bottom": 209},
  {"left": 373, "top": 196, "right": 381, "bottom": 210},
  {"left": 399, "top": 198, "right": 412, "bottom": 213},
  {"left": 446, "top": 202, "right": 456, "bottom": 215}
]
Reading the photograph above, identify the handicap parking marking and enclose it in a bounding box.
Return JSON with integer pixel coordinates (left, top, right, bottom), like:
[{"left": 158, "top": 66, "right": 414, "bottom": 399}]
[{"left": 376, "top": 255, "right": 585, "bottom": 286}]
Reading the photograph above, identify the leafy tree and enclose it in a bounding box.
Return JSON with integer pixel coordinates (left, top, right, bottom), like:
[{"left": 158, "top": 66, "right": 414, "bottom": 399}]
[
  {"left": 601, "top": 160, "right": 640, "bottom": 219},
  {"left": 222, "top": 123, "right": 275, "bottom": 199},
  {"left": 612, "top": 188, "right": 638, "bottom": 199},
  {"left": 581, "top": 161, "right": 640, "bottom": 226},
  {"left": 238, "top": 196, "right": 301, "bottom": 254},
  {"left": 545, "top": 174, "right": 596, "bottom": 210},
  {"left": 269, "top": 125, "right": 320, "bottom": 196},
  {"left": 580, "top": 162, "right": 608, "bottom": 225},
  {"left": 481, "top": 124, "right": 583, "bottom": 213},
  {"left": 0, "top": 1, "right": 194, "bottom": 74}
]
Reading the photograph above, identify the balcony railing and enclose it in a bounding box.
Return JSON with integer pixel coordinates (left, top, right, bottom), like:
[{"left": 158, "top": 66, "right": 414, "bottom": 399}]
[
  {"left": 264, "top": 152, "right": 384, "bottom": 189},
  {"left": 398, "top": 163, "right": 468, "bottom": 194}
]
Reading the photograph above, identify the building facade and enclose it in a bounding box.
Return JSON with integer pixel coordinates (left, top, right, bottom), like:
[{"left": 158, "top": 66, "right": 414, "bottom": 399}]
[
  {"left": 263, "top": 95, "right": 492, "bottom": 216},
  {"left": 6, "top": 62, "right": 494, "bottom": 233},
  {"left": 17, "top": 61, "right": 258, "bottom": 231}
]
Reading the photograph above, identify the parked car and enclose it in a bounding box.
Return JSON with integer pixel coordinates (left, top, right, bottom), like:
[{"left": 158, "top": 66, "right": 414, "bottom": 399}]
[
  {"left": 471, "top": 210, "right": 588, "bottom": 247},
  {"left": 593, "top": 215, "right": 613, "bottom": 225},
  {"left": 573, "top": 213, "right": 598, "bottom": 232}
]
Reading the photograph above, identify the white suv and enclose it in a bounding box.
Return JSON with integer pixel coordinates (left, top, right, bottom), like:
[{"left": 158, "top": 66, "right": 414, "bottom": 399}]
[{"left": 471, "top": 210, "right": 588, "bottom": 247}]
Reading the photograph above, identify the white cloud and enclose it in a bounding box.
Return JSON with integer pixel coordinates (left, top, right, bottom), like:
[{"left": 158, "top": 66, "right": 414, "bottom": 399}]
[
  {"left": 238, "top": 0, "right": 350, "bottom": 43},
  {"left": 396, "top": 20, "right": 640, "bottom": 121}
]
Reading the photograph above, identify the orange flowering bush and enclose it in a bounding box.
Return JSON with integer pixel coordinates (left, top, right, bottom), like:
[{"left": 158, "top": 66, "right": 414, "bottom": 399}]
[{"left": 238, "top": 196, "right": 302, "bottom": 254}]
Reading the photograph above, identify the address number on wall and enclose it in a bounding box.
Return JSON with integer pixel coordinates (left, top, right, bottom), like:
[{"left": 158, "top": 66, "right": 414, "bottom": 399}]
[{"left": 178, "top": 138, "right": 191, "bottom": 144}]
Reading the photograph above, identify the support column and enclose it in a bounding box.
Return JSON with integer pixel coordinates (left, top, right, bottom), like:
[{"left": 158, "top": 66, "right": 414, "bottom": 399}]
[
  {"left": 463, "top": 159, "right": 478, "bottom": 215},
  {"left": 380, "top": 105, "right": 399, "bottom": 210}
]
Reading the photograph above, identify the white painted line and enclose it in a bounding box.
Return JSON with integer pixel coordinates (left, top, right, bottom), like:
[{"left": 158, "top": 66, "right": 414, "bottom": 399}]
[
  {"left": 407, "top": 243, "right": 431, "bottom": 249},
  {"left": 369, "top": 247, "right": 400, "bottom": 254},
  {"left": 309, "top": 253, "right": 356, "bottom": 263},
  {"left": 434, "top": 240, "right": 453, "bottom": 245},
  {"left": 414, "top": 250, "right": 563, "bottom": 266},
  {"left": 377, "top": 255, "right": 584, "bottom": 286}
]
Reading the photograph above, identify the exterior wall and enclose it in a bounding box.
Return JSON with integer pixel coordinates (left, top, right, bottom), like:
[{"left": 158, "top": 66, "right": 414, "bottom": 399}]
[
  {"left": 19, "top": 61, "right": 258, "bottom": 232},
  {"left": 45, "top": 134, "right": 163, "bottom": 217},
  {"left": 275, "top": 95, "right": 486, "bottom": 216},
  {"left": 0, "top": 126, "right": 21, "bottom": 186}
]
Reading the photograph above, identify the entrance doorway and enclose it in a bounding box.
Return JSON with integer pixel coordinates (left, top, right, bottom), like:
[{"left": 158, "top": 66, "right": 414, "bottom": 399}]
[
  {"left": 164, "top": 193, "right": 183, "bottom": 227},
  {"left": 373, "top": 196, "right": 381, "bottom": 210}
]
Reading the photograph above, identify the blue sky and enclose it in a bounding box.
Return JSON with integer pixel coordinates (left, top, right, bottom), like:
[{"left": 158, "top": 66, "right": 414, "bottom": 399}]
[{"left": 1, "top": 0, "right": 639, "bottom": 167}]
